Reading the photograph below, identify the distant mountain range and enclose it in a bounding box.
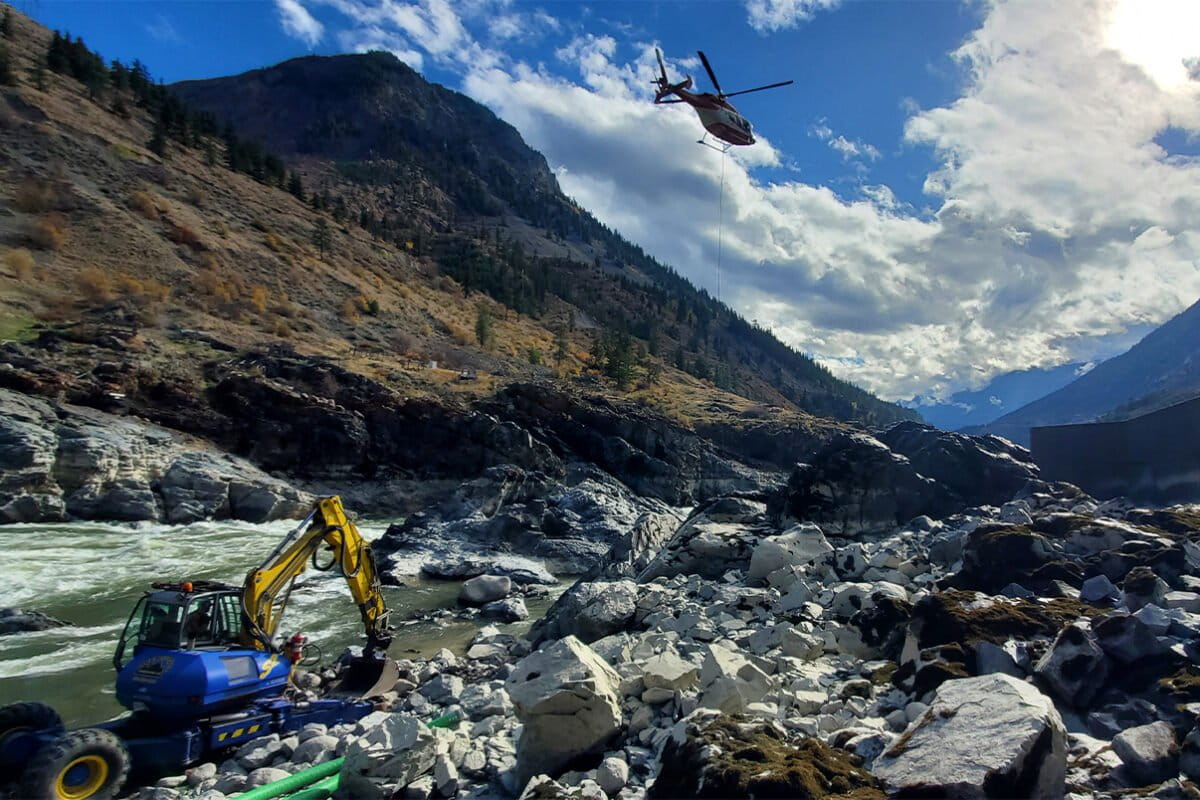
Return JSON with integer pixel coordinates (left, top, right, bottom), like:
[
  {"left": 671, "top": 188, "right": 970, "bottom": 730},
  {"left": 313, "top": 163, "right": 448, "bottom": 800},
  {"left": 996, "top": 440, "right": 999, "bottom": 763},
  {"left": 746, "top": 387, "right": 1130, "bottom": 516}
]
[
  {"left": 910, "top": 362, "right": 1089, "bottom": 430},
  {"left": 965, "top": 296, "right": 1200, "bottom": 445}
]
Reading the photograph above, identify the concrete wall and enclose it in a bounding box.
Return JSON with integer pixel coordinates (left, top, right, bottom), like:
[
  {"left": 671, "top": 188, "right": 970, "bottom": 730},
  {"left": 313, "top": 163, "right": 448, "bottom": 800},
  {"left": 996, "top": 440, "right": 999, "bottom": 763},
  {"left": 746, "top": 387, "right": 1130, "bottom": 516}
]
[{"left": 1031, "top": 396, "right": 1200, "bottom": 504}]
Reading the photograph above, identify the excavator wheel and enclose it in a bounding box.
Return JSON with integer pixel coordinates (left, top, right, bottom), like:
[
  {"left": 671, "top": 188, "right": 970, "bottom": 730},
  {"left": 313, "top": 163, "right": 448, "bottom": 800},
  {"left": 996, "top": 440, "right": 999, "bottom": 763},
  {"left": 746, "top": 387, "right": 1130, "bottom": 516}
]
[
  {"left": 0, "top": 701, "right": 64, "bottom": 769},
  {"left": 21, "top": 728, "right": 129, "bottom": 800}
]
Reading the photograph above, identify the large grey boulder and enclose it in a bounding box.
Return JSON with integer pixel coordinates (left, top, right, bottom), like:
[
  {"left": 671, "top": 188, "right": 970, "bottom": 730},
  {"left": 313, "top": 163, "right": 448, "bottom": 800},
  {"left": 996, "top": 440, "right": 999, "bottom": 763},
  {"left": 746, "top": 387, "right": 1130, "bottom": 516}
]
[
  {"left": 505, "top": 636, "right": 622, "bottom": 788},
  {"left": 636, "top": 497, "right": 770, "bottom": 582},
  {"left": 873, "top": 673, "right": 1067, "bottom": 799},
  {"left": 459, "top": 575, "right": 512, "bottom": 605},
  {"left": 697, "top": 645, "right": 771, "bottom": 714},
  {"left": 1113, "top": 721, "right": 1178, "bottom": 785},
  {"left": 746, "top": 522, "right": 831, "bottom": 584},
  {"left": 529, "top": 580, "right": 639, "bottom": 645},
  {"left": 337, "top": 713, "right": 436, "bottom": 799}
]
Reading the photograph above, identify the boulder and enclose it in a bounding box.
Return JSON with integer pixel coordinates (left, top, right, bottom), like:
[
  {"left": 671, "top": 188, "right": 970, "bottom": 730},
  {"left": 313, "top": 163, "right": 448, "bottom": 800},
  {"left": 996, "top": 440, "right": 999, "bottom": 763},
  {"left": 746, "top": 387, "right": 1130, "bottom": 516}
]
[
  {"left": 769, "top": 432, "right": 953, "bottom": 537},
  {"left": 873, "top": 674, "right": 1067, "bottom": 798},
  {"left": 1092, "top": 613, "right": 1171, "bottom": 664},
  {"left": 697, "top": 645, "right": 771, "bottom": 714},
  {"left": 636, "top": 497, "right": 769, "bottom": 581},
  {"left": 529, "top": 581, "right": 639, "bottom": 645},
  {"left": 642, "top": 649, "right": 700, "bottom": 692},
  {"left": 649, "top": 714, "right": 883, "bottom": 799},
  {"left": 1113, "top": 721, "right": 1178, "bottom": 785},
  {"left": 505, "top": 636, "right": 623, "bottom": 788},
  {"left": 459, "top": 575, "right": 512, "bottom": 606},
  {"left": 0, "top": 608, "right": 69, "bottom": 635},
  {"left": 584, "top": 511, "right": 679, "bottom": 580},
  {"left": 877, "top": 422, "right": 1040, "bottom": 508},
  {"left": 1181, "top": 724, "right": 1200, "bottom": 781},
  {"left": 482, "top": 597, "right": 529, "bottom": 622},
  {"left": 596, "top": 756, "right": 629, "bottom": 795},
  {"left": 1033, "top": 621, "right": 1109, "bottom": 707},
  {"left": 338, "top": 714, "right": 437, "bottom": 799},
  {"left": 746, "top": 522, "right": 832, "bottom": 584}
]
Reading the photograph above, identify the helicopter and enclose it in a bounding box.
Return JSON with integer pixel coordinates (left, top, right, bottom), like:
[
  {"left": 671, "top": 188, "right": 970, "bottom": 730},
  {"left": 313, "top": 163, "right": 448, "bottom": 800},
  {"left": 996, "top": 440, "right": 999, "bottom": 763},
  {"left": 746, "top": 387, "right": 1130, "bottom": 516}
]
[{"left": 652, "top": 48, "right": 793, "bottom": 150}]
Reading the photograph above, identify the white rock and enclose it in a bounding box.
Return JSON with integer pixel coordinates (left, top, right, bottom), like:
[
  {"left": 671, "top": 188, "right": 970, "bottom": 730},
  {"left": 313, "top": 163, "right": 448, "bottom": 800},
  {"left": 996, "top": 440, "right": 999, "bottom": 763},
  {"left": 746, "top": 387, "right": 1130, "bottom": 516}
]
[
  {"left": 245, "top": 767, "right": 290, "bottom": 788},
  {"left": 434, "top": 753, "right": 460, "bottom": 797},
  {"left": 460, "top": 575, "right": 512, "bottom": 605},
  {"left": 506, "top": 636, "right": 623, "bottom": 787},
  {"left": 597, "top": 756, "right": 630, "bottom": 795},
  {"left": 340, "top": 714, "right": 437, "bottom": 799},
  {"left": 873, "top": 674, "right": 1066, "bottom": 799},
  {"left": 185, "top": 763, "right": 217, "bottom": 787},
  {"left": 641, "top": 650, "right": 699, "bottom": 692},
  {"left": 746, "top": 523, "right": 831, "bottom": 584},
  {"left": 292, "top": 735, "right": 338, "bottom": 764},
  {"left": 1113, "top": 721, "right": 1178, "bottom": 785}
]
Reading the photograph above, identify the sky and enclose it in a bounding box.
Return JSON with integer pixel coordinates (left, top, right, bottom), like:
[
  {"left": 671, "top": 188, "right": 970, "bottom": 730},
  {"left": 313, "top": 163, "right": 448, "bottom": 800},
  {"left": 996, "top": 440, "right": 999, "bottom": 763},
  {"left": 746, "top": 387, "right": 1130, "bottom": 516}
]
[{"left": 22, "top": 0, "right": 1200, "bottom": 403}]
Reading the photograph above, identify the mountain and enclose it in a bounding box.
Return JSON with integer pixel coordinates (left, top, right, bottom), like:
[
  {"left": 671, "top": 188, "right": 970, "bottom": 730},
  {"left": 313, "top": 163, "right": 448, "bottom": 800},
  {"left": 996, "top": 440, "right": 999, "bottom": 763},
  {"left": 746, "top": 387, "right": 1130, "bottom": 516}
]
[
  {"left": 911, "top": 362, "right": 1088, "bottom": 430},
  {"left": 972, "top": 296, "right": 1200, "bottom": 444},
  {"left": 0, "top": 8, "right": 911, "bottom": 473},
  {"left": 171, "top": 52, "right": 915, "bottom": 427}
]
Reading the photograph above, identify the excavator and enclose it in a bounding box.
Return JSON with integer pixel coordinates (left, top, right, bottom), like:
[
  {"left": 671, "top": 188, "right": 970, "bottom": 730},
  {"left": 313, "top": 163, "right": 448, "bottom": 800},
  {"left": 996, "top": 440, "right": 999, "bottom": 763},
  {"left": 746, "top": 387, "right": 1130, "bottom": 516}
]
[{"left": 0, "top": 496, "right": 398, "bottom": 800}]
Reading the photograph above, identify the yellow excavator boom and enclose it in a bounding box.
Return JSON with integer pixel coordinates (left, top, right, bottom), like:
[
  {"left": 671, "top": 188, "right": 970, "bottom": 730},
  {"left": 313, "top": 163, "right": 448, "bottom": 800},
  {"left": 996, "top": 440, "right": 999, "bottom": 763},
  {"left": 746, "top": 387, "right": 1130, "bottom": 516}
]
[{"left": 240, "top": 496, "right": 392, "bottom": 654}]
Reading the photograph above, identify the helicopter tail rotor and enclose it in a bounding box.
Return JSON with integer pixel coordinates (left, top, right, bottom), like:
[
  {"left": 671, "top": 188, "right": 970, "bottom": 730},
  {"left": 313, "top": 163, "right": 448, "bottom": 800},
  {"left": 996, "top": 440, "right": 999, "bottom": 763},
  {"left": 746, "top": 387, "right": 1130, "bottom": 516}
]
[{"left": 653, "top": 47, "right": 692, "bottom": 103}]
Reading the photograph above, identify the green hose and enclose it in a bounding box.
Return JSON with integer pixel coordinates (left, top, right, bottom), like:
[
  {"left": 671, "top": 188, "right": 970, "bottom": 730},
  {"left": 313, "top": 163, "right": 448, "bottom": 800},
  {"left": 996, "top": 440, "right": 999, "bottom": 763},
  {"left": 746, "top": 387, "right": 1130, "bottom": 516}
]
[
  {"left": 283, "top": 773, "right": 340, "bottom": 800},
  {"left": 233, "top": 758, "right": 345, "bottom": 800},
  {"left": 233, "top": 713, "right": 461, "bottom": 799}
]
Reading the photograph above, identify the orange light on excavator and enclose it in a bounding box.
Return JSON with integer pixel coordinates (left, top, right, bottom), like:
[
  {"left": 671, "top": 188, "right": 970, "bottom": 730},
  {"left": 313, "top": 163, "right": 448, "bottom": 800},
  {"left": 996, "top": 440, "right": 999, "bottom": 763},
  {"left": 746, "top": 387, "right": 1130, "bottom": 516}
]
[{"left": 182, "top": 582, "right": 193, "bottom": 592}]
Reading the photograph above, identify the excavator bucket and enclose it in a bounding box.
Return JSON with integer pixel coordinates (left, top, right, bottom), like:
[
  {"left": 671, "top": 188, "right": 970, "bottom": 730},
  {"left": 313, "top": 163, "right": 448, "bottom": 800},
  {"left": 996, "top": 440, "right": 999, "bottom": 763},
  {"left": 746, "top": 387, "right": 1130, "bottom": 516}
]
[{"left": 340, "top": 655, "right": 401, "bottom": 699}]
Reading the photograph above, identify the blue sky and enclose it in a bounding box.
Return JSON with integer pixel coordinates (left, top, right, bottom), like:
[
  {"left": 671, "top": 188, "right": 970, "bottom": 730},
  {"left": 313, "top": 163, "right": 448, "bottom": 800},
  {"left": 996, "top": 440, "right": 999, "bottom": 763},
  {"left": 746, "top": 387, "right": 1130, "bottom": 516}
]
[{"left": 25, "top": 0, "right": 1200, "bottom": 402}]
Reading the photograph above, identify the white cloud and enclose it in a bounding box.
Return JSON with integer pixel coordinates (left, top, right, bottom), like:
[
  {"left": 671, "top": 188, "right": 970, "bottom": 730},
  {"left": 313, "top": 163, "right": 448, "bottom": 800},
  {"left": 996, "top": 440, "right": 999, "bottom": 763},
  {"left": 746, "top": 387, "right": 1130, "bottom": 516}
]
[
  {"left": 145, "top": 15, "right": 180, "bottom": 43},
  {"left": 744, "top": 0, "right": 842, "bottom": 33},
  {"left": 276, "top": 0, "right": 324, "bottom": 47},
  {"left": 276, "top": 0, "right": 1200, "bottom": 403}
]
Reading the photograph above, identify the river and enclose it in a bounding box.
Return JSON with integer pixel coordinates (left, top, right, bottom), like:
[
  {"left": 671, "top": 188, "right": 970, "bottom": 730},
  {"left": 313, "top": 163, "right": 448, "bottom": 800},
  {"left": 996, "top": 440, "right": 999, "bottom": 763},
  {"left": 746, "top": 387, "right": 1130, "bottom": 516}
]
[{"left": 0, "top": 518, "right": 564, "bottom": 728}]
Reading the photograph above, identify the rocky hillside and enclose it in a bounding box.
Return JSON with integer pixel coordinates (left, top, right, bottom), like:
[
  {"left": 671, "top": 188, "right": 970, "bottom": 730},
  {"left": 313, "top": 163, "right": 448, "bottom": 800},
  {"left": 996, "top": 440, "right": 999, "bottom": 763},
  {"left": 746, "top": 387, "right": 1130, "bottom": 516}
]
[
  {"left": 170, "top": 51, "right": 913, "bottom": 427},
  {"left": 975, "top": 295, "right": 1200, "bottom": 444}
]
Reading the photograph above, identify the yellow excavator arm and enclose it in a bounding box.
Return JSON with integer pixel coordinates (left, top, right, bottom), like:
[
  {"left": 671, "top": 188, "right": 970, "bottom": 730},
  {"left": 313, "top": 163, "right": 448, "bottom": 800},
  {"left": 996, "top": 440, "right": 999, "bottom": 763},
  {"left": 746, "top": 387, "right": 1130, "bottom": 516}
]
[{"left": 240, "top": 496, "right": 392, "bottom": 655}]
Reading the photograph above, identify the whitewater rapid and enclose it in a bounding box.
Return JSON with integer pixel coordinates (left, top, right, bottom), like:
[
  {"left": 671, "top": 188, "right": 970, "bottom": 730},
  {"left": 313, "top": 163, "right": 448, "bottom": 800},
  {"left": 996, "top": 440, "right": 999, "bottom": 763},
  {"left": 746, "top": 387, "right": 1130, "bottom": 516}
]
[{"left": 0, "top": 518, "right": 558, "bottom": 727}]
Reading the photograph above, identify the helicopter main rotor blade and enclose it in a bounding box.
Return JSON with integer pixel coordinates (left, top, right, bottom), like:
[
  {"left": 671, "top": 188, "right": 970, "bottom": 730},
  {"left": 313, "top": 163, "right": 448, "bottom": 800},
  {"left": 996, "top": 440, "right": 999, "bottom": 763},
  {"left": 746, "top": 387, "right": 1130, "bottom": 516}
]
[
  {"left": 722, "top": 80, "right": 794, "bottom": 98},
  {"left": 656, "top": 47, "right": 667, "bottom": 82},
  {"left": 697, "top": 50, "right": 722, "bottom": 95},
  {"left": 655, "top": 98, "right": 686, "bottom": 103}
]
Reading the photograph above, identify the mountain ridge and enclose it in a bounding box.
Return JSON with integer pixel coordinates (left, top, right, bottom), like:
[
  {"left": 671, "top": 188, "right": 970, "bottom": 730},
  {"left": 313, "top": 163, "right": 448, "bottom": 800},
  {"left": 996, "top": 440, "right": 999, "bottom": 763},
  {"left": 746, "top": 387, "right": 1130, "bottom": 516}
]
[{"left": 971, "top": 295, "right": 1200, "bottom": 443}]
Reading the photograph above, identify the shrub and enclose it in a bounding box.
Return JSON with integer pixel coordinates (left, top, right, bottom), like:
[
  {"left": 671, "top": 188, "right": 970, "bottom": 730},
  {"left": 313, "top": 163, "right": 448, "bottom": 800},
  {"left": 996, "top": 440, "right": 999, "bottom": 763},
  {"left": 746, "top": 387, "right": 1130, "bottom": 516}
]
[
  {"left": 340, "top": 297, "right": 359, "bottom": 323},
  {"left": 129, "top": 190, "right": 159, "bottom": 219},
  {"left": 76, "top": 268, "right": 115, "bottom": 303},
  {"left": 366, "top": 298, "right": 381, "bottom": 316},
  {"left": 271, "top": 318, "right": 292, "bottom": 338},
  {"left": 4, "top": 248, "right": 34, "bottom": 280},
  {"left": 528, "top": 348, "right": 543, "bottom": 365},
  {"left": 29, "top": 216, "right": 65, "bottom": 250},
  {"left": 249, "top": 285, "right": 269, "bottom": 314},
  {"left": 447, "top": 323, "right": 472, "bottom": 346},
  {"left": 13, "top": 178, "right": 56, "bottom": 213},
  {"left": 116, "top": 274, "right": 170, "bottom": 303},
  {"left": 195, "top": 270, "right": 236, "bottom": 304},
  {"left": 167, "top": 222, "right": 205, "bottom": 251}
]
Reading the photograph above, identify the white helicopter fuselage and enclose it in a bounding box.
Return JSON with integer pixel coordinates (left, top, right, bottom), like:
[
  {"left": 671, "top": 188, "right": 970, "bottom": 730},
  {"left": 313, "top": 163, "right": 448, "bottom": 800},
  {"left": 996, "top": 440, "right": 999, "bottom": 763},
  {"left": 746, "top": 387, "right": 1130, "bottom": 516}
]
[{"left": 695, "top": 103, "right": 754, "bottom": 146}]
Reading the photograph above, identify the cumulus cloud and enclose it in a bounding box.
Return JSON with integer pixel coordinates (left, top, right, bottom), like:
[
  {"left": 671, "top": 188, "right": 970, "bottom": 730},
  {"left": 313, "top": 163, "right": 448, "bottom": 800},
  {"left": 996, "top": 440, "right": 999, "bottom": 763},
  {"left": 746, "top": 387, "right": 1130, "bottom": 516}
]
[
  {"left": 276, "top": 0, "right": 324, "bottom": 47},
  {"left": 275, "top": 0, "right": 1200, "bottom": 402},
  {"left": 744, "top": 0, "right": 842, "bottom": 33}
]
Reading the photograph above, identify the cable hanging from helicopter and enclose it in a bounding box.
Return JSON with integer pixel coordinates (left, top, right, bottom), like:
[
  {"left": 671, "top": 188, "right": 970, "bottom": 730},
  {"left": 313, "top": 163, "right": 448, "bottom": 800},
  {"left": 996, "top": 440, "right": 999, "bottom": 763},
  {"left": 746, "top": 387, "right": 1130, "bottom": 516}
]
[{"left": 651, "top": 48, "right": 792, "bottom": 299}]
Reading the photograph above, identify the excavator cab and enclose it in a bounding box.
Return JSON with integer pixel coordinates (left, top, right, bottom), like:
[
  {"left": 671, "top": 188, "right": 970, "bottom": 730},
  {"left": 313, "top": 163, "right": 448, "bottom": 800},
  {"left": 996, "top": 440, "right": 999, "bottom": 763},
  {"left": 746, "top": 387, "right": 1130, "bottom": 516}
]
[{"left": 114, "top": 583, "right": 243, "bottom": 671}]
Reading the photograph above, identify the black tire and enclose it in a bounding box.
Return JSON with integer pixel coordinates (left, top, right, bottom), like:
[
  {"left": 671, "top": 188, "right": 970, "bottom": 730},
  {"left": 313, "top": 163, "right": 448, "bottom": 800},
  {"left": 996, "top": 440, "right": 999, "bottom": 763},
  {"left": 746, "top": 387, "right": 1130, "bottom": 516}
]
[
  {"left": 20, "top": 728, "right": 130, "bottom": 800},
  {"left": 0, "top": 702, "right": 64, "bottom": 769}
]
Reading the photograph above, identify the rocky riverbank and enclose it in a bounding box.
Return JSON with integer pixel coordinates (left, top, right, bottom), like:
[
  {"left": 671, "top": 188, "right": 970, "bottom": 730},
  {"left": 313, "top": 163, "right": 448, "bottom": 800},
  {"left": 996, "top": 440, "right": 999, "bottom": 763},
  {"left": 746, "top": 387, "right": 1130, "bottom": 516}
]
[{"left": 119, "top": 423, "right": 1200, "bottom": 800}]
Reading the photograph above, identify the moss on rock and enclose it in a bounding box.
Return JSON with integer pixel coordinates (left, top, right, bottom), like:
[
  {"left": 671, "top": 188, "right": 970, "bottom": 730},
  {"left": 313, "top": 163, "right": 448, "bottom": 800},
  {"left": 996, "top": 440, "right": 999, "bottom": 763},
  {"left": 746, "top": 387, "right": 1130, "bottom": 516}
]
[{"left": 649, "top": 716, "right": 884, "bottom": 800}]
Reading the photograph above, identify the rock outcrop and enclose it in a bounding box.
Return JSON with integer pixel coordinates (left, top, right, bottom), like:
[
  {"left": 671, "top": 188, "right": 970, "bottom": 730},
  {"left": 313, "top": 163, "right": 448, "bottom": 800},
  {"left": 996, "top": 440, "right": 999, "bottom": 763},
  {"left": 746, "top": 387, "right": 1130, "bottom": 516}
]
[{"left": 0, "top": 388, "right": 310, "bottom": 524}]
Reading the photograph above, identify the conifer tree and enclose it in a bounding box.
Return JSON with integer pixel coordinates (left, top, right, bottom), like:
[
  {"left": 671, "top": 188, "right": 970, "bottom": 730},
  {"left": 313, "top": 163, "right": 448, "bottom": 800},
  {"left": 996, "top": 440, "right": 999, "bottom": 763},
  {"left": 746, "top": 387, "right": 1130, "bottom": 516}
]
[
  {"left": 1, "top": 7, "right": 12, "bottom": 38},
  {"left": 0, "top": 45, "right": 12, "bottom": 86},
  {"left": 474, "top": 305, "right": 494, "bottom": 348},
  {"left": 311, "top": 218, "right": 332, "bottom": 259},
  {"left": 148, "top": 119, "right": 168, "bottom": 157}
]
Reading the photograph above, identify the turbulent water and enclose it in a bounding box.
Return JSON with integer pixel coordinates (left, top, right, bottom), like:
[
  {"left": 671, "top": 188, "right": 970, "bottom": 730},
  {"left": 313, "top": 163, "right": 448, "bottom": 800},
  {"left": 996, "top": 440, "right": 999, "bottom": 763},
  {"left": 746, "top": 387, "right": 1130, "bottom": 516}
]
[{"left": 0, "top": 519, "right": 561, "bottom": 728}]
